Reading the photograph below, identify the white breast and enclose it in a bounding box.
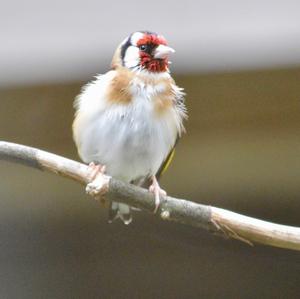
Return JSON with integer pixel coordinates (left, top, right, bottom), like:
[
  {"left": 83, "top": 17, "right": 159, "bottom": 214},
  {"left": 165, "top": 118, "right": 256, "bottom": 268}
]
[{"left": 73, "top": 71, "right": 182, "bottom": 182}]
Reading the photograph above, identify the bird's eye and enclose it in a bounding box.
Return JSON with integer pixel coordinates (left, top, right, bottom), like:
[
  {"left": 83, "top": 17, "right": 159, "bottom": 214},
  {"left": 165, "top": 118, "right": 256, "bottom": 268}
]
[{"left": 139, "top": 44, "right": 147, "bottom": 51}]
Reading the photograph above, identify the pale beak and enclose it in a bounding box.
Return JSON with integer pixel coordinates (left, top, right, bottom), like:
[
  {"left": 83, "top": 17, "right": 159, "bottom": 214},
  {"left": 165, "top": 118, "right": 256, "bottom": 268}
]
[{"left": 154, "top": 45, "right": 175, "bottom": 59}]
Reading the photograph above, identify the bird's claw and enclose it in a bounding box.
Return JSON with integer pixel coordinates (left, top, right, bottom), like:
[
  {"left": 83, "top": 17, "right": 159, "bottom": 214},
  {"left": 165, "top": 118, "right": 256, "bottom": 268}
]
[
  {"left": 86, "top": 162, "right": 110, "bottom": 199},
  {"left": 149, "top": 176, "right": 167, "bottom": 213},
  {"left": 86, "top": 162, "right": 106, "bottom": 181}
]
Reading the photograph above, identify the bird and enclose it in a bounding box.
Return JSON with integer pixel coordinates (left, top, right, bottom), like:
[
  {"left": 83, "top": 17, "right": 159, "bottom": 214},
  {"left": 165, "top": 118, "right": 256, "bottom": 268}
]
[{"left": 73, "top": 31, "right": 187, "bottom": 224}]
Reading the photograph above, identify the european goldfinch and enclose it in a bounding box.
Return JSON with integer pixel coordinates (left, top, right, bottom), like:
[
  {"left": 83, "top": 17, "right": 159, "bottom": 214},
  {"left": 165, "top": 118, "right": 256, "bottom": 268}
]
[{"left": 73, "top": 31, "right": 187, "bottom": 224}]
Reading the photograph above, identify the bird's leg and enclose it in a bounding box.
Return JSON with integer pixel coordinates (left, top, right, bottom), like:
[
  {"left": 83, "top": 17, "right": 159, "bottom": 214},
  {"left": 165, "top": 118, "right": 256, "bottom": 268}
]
[
  {"left": 149, "top": 175, "right": 167, "bottom": 213},
  {"left": 86, "top": 162, "right": 109, "bottom": 204},
  {"left": 86, "top": 162, "right": 106, "bottom": 181}
]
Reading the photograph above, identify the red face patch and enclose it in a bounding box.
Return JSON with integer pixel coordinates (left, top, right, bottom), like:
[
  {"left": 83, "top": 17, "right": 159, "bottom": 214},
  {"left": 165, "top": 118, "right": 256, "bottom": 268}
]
[
  {"left": 136, "top": 34, "right": 167, "bottom": 47},
  {"left": 137, "top": 34, "right": 169, "bottom": 72},
  {"left": 139, "top": 52, "right": 168, "bottom": 72}
]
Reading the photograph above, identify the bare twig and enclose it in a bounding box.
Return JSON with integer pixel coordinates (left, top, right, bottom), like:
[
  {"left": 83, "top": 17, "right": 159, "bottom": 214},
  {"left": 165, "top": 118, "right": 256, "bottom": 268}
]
[{"left": 1, "top": 141, "right": 300, "bottom": 251}]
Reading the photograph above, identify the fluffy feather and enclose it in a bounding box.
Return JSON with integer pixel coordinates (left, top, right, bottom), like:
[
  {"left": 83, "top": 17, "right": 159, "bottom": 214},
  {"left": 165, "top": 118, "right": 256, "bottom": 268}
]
[
  {"left": 73, "top": 31, "right": 187, "bottom": 224},
  {"left": 73, "top": 68, "right": 185, "bottom": 181}
]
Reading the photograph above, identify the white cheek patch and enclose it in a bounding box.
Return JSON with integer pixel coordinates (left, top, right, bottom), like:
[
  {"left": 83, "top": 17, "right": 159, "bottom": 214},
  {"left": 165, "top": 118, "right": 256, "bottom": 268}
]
[
  {"left": 130, "top": 32, "right": 145, "bottom": 46},
  {"left": 123, "top": 45, "right": 140, "bottom": 69}
]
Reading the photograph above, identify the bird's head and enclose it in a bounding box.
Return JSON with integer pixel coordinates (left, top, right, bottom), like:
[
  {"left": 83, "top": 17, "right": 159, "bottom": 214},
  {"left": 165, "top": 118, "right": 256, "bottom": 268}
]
[{"left": 112, "top": 31, "right": 175, "bottom": 73}]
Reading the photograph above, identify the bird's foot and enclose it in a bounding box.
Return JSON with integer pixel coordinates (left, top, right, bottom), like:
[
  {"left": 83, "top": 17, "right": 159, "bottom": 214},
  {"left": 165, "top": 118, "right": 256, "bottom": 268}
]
[
  {"left": 149, "top": 176, "right": 167, "bottom": 213},
  {"left": 86, "top": 162, "right": 110, "bottom": 202},
  {"left": 86, "top": 162, "right": 106, "bottom": 181}
]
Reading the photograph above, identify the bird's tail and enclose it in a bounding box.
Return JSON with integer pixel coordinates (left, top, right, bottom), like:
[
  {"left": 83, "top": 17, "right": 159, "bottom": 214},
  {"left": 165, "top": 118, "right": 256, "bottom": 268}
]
[{"left": 108, "top": 202, "right": 132, "bottom": 225}]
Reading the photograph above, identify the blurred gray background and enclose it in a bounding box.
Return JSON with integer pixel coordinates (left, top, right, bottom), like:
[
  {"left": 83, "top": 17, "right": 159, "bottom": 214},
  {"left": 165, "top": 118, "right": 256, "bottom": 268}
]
[{"left": 0, "top": 1, "right": 300, "bottom": 298}]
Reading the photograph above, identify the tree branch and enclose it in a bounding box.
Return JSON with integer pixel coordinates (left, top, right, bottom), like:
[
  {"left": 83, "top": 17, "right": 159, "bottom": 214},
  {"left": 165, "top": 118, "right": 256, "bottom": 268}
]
[{"left": 1, "top": 141, "right": 300, "bottom": 251}]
